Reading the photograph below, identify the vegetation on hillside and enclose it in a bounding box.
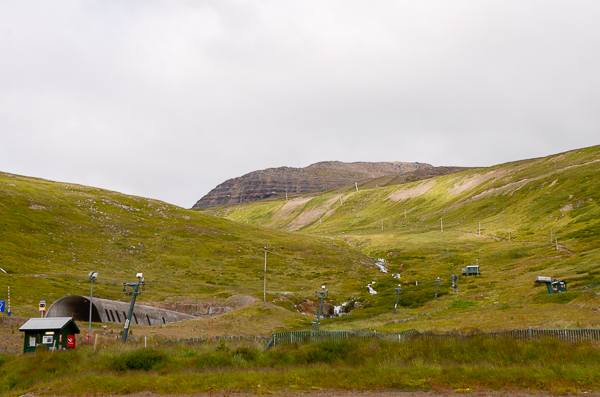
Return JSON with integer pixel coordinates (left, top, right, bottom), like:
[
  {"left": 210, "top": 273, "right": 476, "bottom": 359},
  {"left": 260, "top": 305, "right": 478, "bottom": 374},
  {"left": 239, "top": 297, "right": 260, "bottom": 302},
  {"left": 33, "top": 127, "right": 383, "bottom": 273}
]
[
  {"left": 0, "top": 172, "right": 375, "bottom": 319},
  {"left": 2, "top": 146, "right": 600, "bottom": 395},
  {"left": 208, "top": 146, "right": 600, "bottom": 331}
]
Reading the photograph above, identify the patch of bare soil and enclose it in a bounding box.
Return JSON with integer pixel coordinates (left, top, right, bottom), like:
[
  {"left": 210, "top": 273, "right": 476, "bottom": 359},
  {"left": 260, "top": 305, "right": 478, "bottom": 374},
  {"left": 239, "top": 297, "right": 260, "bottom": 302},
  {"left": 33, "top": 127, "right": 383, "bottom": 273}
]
[
  {"left": 469, "top": 178, "right": 533, "bottom": 200},
  {"left": 447, "top": 170, "right": 507, "bottom": 196},
  {"left": 321, "top": 192, "right": 355, "bottom": 219},
  {"left": 271, "top": 197, "right": 314, "bottom": 222},
  {"left": 288, "top": 206, "right": 325, "bottom": 230},
  {"left": 152, "top": 294, "right": 258, "bottom": 317},
  {"left": 387, "top": 180, "right": 436, "bottom": 202},
  {"left": 0, "top": 317, "right": 26, "bottom": 354},
  {"left": 287, "top": 196, "right": 343, "bottom": 230}
]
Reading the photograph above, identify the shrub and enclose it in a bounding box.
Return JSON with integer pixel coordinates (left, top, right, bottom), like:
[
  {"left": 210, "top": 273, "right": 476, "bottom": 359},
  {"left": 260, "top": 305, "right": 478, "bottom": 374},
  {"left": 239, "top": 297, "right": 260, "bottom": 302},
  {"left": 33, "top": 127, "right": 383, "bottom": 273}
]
[
  {"left": 195, "top": 352, "right": 232, "bottom": 369},
  {"left": 298, "top": 340, "right": 354, "bottom": 364},
  {"left": 233, "top": 347, "right": 259, "bottom": 363},
  {"left": 110, "top": 348, "right": 168, "bottom": 371}
]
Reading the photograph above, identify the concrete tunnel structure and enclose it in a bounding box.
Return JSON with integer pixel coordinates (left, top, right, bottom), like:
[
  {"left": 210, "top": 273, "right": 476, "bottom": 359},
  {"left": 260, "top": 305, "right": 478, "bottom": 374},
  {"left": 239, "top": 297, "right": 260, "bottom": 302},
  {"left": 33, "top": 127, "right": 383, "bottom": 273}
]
[{"left": 46, "top": 296, "right": 196, "bottom": 326}]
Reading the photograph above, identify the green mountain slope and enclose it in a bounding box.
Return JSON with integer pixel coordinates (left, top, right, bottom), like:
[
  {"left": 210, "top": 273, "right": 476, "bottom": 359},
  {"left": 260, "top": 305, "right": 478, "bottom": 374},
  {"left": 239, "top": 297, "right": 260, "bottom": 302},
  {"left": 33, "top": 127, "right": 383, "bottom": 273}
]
[
  {"left": 206, "top": 145, "right": 600, "bottom": 331},
  {"left": 0, "top": 172, "right": 375, "bottom": 318}
]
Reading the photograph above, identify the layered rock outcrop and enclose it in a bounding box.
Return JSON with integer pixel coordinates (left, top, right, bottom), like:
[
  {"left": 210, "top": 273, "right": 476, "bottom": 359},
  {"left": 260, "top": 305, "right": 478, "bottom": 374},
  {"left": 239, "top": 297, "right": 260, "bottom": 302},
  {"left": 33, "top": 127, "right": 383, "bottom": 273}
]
[
  {"left": 193, "top": 161, "right": 476, "bottom": 208},
  {"left": 193, "top": 161, "right": 431, "bottom": 208}
]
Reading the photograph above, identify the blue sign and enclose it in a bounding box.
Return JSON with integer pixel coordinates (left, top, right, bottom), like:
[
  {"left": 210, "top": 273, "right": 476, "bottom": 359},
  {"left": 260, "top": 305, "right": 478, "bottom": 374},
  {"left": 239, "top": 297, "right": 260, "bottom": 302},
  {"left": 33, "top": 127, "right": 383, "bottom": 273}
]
[{"left": 0, "top": 300, "right": 5, "bottom": 313}]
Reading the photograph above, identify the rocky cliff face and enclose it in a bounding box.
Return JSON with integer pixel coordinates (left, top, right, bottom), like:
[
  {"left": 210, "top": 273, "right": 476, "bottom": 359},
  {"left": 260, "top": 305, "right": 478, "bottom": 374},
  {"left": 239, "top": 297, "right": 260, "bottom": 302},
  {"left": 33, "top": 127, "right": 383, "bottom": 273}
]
[{"left": 193, "top": 161, "right": 433, "bottom": 208}]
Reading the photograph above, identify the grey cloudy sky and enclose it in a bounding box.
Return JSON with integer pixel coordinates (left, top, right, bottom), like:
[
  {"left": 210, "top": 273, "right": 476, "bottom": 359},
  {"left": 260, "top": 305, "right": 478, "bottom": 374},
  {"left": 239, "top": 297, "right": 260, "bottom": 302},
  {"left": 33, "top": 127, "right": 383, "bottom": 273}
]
[{"left": 1, "top": 1, "right": 599, "bottom": 208}]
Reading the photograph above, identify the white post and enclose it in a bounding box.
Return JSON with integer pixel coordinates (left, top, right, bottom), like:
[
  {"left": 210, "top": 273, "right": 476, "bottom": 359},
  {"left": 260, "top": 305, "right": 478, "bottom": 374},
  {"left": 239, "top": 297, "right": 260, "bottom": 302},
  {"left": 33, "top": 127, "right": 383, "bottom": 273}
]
[
  {"left": 355, "top": 182, "right": 359, "bottom": 193},
  {"left": 340, "top": 196, "right": 343, "bottom": 205},
  {"left": 319, "top": 214, "right": 322, "bottom": 224},
  {"left": 263, "top": 248, "right": 267, "bottom": 304},
  {"left": 441, "top": 218, "right": 443, "bottom": 233},
  {"left": 508, "top": 228, "right": 511, "bottom": 241},
  {"left": 89, "top": 278, "right": 94, "bottom": 345},
  {"left": 381, "top": 220, "right": 384, "bottom": 231},
  {"left": 556, "top": 238, "right": 559, "bottom": 251},
  {"left": 550, "top": 229, "right": 553, "bottom": 243},
  {"left": 376, "top": 182, "right": 379, "bottom": 188},
  {"left": 285, "top": 187, "right": 288, "bottom": 201},
  {"left": 145, "top": 336, "right": 147, "bottom": 348}
]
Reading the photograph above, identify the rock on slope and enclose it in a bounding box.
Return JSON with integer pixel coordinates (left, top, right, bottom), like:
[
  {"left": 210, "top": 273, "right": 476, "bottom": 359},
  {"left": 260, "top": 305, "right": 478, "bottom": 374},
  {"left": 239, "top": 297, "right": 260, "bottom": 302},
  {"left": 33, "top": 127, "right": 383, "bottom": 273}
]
[{"left": 193, "top": 161, "right": 433, "bottom": 208}]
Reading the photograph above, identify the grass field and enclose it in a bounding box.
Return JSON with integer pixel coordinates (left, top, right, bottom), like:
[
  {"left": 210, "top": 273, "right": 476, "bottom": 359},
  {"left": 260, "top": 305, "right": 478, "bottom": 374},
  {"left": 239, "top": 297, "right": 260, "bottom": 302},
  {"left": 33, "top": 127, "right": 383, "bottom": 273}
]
[{"left": 2, "top": 337, "right": 600, "bottom": 395}]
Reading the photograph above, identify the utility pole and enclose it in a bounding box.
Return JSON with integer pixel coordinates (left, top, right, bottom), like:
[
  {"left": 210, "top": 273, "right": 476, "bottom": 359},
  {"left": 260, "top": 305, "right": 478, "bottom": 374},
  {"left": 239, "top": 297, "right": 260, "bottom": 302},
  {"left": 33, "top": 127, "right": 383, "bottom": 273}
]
[
  {"left": 434, "top": 278, "right": 441, "bottom": 300},
  {"left": 121, "top": 273, "right": 145, "bottom": 343},
  {"left": 393, "top": 286, "right": 402, "bottom": 314},
  {"left": 451, "top": 274, "right": 458, "bottom": 293},
  {"left": 263, "top": 247, "right": 268, "bottom": 304},
  {"left": 314, "top": 286, "right": 328, "bottom": 331},
  {"left": 88, "top": 271, "right": 98, "bottom": 345}
]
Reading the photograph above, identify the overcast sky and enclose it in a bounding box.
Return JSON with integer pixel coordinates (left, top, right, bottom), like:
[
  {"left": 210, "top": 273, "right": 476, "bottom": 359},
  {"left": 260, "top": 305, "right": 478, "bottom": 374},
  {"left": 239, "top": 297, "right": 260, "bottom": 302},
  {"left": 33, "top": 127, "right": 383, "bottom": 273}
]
[{"left": 1, "top": 1, "right": 599, "bottom": 208}]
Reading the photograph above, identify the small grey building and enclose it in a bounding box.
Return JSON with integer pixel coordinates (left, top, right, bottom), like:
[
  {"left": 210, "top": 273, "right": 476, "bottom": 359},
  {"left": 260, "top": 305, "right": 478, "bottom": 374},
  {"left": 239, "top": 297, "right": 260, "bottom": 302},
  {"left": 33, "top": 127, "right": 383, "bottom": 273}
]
[{"left": 19, "top": 317, "right": 80, "bottom": 353}]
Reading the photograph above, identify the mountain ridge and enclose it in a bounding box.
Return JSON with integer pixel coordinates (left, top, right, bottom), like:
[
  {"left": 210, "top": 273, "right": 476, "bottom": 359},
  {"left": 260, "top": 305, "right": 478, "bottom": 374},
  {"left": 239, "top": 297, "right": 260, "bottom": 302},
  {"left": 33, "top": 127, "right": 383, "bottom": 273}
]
[{"left": 193, "top": 160, "right": 472, "bottom": 208}]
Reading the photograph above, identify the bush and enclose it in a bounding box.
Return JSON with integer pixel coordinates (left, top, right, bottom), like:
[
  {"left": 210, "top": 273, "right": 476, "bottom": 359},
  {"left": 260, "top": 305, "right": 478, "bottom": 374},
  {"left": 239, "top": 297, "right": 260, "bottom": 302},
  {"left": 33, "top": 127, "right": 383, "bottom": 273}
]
[
  {"left": 195, "top": 352, "right": 232, "bottom": 369},
  {"left": 110, "top": 348, "right": 167, "bottom": 371},
  {"left": 298, "top": 340, "right": 353, "bottom": 364},
  {"left": 233, "top": 347, "right": 259, "bottom": 362}
]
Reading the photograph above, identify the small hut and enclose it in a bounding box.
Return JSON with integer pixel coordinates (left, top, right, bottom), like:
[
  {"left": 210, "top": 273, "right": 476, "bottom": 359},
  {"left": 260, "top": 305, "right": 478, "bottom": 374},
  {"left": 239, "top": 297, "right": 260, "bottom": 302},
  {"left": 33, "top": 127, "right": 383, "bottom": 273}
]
[{"left": 19, "top": 317, "right": 80, "bottom": 353}]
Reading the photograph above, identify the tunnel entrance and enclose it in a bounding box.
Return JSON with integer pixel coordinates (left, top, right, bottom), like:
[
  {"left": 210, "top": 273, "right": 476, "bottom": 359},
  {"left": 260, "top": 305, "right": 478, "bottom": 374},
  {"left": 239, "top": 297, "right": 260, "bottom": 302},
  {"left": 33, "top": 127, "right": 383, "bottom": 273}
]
[
  {"left": 46, "top": 295, "right": 197, "bottom": 324},
  {"left": 45, "top": 295, "right": 102, "bottom": 322}
]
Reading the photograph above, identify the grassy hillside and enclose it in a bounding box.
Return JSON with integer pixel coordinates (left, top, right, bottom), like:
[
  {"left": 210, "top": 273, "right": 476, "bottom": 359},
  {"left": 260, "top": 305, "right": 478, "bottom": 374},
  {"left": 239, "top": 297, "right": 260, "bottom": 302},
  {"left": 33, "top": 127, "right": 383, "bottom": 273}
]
[
  {"left": 0, "top": 172, "right": 376, "bottom": 320},
  {"left": 206, "top": 145, "right": 600, "bottom": 331}
]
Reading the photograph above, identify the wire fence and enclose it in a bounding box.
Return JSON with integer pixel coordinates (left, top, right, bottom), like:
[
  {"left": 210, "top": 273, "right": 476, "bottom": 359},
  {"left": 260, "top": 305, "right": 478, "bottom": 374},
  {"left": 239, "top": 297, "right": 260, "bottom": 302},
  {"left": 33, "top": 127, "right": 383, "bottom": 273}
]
[
  {"left": 264, "top": 328, "right": 600, "bottom": 349},
  {"left": 264, "top": 329, "right": 418, "bottom": 349},
  {"left": 163, "top": 335, "right": 271, "bottom": 345}
]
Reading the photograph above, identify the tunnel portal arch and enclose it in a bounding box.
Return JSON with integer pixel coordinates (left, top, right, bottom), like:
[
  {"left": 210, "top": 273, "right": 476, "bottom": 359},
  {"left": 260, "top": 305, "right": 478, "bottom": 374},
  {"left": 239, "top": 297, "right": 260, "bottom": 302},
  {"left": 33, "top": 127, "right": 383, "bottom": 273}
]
[
  {"left": 45, "top": 295, "right": 102, "bottom": 322},
  {"left": 46, "top": 295, "right": 195, "bottom": 325}
]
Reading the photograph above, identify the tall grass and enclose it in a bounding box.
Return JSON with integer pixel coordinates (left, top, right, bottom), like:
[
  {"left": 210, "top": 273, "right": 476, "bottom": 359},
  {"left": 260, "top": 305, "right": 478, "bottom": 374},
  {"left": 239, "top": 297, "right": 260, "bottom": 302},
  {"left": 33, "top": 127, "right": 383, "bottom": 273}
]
[{"left": 1, "top": 337, "right": 599, "bottom": 395}]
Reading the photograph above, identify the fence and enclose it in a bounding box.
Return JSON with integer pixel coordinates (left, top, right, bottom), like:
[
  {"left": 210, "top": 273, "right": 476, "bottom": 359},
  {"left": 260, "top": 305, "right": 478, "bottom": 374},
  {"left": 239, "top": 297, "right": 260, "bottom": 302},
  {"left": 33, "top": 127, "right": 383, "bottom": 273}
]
[
  {"left": 264, "top": 329, "right": 418, "bottom": 349},
  {"left": 264, "top": 328, "right": 600, "bottom": 349},
  {"left": 419, "top": 328, "right": 600, "bottom": 343},
  {"left": 164, "top": 335, "right": 271, "bottom": 345}
]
